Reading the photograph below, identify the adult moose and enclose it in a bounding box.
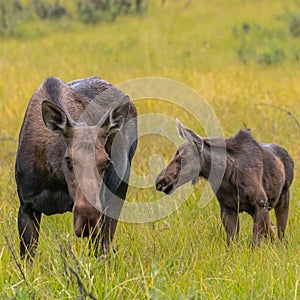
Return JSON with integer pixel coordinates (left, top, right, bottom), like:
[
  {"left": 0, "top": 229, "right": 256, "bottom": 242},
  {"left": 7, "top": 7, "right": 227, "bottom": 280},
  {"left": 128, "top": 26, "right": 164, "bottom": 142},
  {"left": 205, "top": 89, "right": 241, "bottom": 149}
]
[
  {"left": 15, "top": 76, "right": 137, "bottom": 259},
  {"left": 156, "top": 119, "right": 293, "bottom": 245}
]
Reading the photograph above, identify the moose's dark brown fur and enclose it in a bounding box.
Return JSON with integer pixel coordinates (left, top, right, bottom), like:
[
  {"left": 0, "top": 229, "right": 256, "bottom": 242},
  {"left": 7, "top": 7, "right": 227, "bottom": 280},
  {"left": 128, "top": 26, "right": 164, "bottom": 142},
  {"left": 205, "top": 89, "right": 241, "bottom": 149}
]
[
  {"left": 15, "top": 76, "right": 137, "bottom": 258},
  {"left": 156, "top": 120, "right": 294, "bottom": 245}
]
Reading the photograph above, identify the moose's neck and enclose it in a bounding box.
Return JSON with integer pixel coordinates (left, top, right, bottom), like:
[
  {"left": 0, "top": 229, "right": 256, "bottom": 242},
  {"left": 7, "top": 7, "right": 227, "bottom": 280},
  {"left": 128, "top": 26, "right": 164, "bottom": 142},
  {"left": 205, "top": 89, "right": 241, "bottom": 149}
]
[
  {"left": 199, "top": 146, "right": 227, "bottom": 193},
  {"left": 199, "top": 147, "right": 211, "bottom": 180}
]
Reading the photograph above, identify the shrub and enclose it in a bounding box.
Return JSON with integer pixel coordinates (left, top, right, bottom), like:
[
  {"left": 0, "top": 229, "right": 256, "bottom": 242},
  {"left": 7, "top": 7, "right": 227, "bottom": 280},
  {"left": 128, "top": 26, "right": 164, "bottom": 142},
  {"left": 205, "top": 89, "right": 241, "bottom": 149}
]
[
  {"left": 0, "top": 1, "right": 25, "bottom": 37},
  {"left": 33, "top": 0, "right": 67, "bottom": 20},
  {"left": 257, "top": 44, "right": 285, "bottom": 65},
  {"left": 76, "top": 0, "right": 147, "bottom": 24},
  {"left": 233, "top": 23, "right": 286, "bottom": 65},
  {"left": 0, "top": 0, "right": 148, "bottom": 37},
  {"left": 288, "top": 12, "right": 300, "bottom": 37}
]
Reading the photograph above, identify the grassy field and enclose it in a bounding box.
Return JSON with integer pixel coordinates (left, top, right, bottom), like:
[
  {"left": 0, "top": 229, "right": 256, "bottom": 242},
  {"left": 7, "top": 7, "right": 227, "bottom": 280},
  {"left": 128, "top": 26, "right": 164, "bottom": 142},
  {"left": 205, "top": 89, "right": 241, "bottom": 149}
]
[{"left": 1, "top": 0, "right": 300, "bottom": 298}]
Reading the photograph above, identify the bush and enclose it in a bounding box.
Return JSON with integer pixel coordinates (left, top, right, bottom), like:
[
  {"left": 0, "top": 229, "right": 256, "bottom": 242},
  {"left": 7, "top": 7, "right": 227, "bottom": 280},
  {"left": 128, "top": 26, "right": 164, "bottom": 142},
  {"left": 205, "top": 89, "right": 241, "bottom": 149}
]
[
  {"left": 33, "top": 0, "right": 66, "bottom": 20},
  {"left": 257, "top": 44, "right": 285, "bottom": 65},
  {"left": 76, "top": 0, "right": 147, "bottom": 24},
  {"left": 233, "top": 23, "right": 287, "bottom": 65},
  {"left": 0, "top": 0, "right": 148, "bottom": 38},
  {"left": 288, "top": 12, "right": 300, "bottom": 37},
  {"left": 0, "top": 1, "right": 25, "bottom": 37}
]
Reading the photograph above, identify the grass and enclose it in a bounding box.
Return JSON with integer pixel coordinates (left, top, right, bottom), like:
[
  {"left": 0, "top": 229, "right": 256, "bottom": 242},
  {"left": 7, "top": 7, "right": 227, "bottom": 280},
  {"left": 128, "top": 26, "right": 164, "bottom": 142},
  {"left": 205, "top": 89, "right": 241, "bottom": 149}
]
[{"left": 0, "top": 0, "right": 300, "bottom": 298}]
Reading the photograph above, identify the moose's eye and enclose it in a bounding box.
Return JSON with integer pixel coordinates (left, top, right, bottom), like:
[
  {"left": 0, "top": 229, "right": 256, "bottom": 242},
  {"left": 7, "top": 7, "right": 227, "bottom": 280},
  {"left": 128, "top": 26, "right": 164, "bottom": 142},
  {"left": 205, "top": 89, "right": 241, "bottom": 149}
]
[
  {"left": 65, "top": 157, "right": 72, "bottom": 169},
  {"left": 180, "top": 156, "right": 187, "bottom": 164}
]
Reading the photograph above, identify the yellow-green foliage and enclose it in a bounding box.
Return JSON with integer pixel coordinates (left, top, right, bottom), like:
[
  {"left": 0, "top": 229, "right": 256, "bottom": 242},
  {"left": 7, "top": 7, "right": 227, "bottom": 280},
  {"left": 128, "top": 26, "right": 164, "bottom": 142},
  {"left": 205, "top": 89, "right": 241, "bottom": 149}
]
[{"left": 0, "top": 0, "right": 300, "bottom": 299}]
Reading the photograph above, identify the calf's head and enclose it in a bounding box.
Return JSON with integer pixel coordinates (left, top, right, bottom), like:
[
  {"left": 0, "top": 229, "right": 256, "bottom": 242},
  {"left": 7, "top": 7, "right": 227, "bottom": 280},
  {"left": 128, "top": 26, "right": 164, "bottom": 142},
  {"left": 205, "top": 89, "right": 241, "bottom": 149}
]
[
  {"left": 156, "top": 119, "right": 203, "bottom": 194},
  {"left": 42, "top": 98, "right": 129, "bottom": 237}
]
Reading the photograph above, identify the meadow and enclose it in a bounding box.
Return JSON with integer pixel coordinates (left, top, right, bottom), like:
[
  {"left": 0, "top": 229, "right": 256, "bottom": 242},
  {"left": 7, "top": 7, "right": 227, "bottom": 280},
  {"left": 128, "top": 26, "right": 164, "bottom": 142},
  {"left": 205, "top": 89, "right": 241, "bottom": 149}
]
[{"left": 0, "top": 0, "right": 300, "bottom": 298}]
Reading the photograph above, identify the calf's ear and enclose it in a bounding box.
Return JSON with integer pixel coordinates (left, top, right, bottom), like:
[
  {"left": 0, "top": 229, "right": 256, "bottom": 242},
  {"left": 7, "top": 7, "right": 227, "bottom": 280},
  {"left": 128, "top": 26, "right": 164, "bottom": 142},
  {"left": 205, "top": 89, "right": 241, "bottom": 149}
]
[
  {"left": 42, "top": 101, "right": 71, "bottom": 136},
  {"left": 176, "top": 118, "right": 204, "bottom": 152},
  {"left": 100, "top": 95, "right": 130, "bottom": 136}
]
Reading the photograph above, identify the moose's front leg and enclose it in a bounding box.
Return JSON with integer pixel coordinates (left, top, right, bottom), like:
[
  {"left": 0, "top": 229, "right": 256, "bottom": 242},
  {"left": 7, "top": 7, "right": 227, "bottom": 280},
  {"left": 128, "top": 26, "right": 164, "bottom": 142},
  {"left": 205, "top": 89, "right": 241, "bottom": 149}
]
[
  {"left": 101, "top": 216, "right": 118, "bottom": 253},
  {"left": 18, "top": 204, "right": 42, "bottom": 259},
  {"left": 220, "top": 205, "right": 240, "bottom": 246},
  {"left": 100, "top": 181, "right": 128, "bottom": 254},
  {"left": 87, "top": 215, "right": 118, "bottom": 256}
]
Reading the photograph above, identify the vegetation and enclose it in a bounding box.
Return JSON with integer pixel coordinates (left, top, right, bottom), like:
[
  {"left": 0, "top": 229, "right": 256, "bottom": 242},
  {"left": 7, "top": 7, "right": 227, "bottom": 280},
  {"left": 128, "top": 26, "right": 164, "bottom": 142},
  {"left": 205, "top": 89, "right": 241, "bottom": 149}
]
[
  {"left": 0, "top": 0, "right": 300, "bottom": 298},
  {"left": 0, "top": 0, "right": 147, "bottom": 37}
]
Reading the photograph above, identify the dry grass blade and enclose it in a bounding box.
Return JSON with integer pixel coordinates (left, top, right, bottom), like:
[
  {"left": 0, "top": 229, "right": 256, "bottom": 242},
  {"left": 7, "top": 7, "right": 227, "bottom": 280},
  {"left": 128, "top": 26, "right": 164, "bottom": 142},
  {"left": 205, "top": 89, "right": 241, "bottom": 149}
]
[
  {"left": 59, "top": 245, "right": 97, "bottom": 300},
  {"left": 4, "top": 235, "right": 27, "bottom": 286},
  {"left": 257, "top": 102, "right": 300, "bottom": 129}
]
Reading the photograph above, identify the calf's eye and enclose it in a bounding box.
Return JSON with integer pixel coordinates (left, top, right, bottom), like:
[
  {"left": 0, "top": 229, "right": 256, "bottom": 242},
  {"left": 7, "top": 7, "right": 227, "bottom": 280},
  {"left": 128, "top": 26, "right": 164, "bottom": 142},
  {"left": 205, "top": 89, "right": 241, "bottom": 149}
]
[{"left": 65, "top": 157, "right": 72, "bottom": 169}]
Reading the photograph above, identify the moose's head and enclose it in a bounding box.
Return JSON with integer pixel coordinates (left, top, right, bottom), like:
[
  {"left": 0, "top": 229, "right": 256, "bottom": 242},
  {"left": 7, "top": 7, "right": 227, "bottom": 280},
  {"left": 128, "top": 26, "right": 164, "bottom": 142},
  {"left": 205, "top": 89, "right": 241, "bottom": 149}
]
[{"left": 42, "top": 96, "right": 130, "bottom": 237}]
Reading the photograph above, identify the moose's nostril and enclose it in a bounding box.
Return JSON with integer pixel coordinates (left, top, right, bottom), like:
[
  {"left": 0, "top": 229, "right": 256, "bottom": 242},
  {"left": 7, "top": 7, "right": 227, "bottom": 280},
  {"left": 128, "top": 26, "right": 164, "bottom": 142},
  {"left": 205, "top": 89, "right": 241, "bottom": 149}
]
[
  {"left": 164, "top": 184, "right": 174, "bottom": 194},
  {"left": 156, "top": 182, "right": 163, "bottom": 191}
]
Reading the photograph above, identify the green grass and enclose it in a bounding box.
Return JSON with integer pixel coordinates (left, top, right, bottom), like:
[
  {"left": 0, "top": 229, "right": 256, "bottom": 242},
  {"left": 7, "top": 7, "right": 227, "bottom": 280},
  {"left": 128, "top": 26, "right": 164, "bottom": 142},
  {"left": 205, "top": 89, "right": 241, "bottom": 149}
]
[{"left": 1, "top": 0, "right": 300, "bottom": 298}]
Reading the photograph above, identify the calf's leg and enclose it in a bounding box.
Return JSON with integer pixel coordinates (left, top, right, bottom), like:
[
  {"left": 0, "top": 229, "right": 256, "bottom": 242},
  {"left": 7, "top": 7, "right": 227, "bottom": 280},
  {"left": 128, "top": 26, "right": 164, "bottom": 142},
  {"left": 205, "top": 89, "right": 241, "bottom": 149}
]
[
  {"left": 220, "top": 206, "right": 239, "bottom": 246},
  {"left": 253, "top": 192, "right": 275, "bottom": 244},
  {"left": 18, "top": 204, "right": 42, "bottom": 259},
  {"left": 275, "top": 189, "right": 290, "bottom": 240}
]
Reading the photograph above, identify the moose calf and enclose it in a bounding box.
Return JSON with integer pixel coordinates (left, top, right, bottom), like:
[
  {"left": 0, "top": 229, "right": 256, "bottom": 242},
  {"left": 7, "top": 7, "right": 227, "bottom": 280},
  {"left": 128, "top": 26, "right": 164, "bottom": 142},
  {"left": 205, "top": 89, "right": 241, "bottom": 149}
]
[{"left": 156, "top": 119, "right": 294, "bottom": 245}]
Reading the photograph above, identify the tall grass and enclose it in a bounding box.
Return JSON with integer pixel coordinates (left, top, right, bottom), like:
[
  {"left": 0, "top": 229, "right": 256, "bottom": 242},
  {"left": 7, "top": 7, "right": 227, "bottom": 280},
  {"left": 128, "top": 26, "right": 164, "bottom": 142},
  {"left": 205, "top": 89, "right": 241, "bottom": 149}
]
[{"left": 0, "top": 0, "right": 300, "bottom": 298}]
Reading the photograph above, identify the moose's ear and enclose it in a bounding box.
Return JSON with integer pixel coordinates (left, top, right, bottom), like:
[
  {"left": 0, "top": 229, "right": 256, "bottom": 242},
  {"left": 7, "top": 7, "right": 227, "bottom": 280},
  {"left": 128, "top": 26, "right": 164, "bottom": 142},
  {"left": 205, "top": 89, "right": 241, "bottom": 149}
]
[
  {"left": 176, "top": 118, "right": 204, "bottom": 152},
  {"left": 42, "top": 101, "right": 71, "bottom": 136},
  {"left": 100, "top": 95, "right": 130, "bottom": 136}
]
